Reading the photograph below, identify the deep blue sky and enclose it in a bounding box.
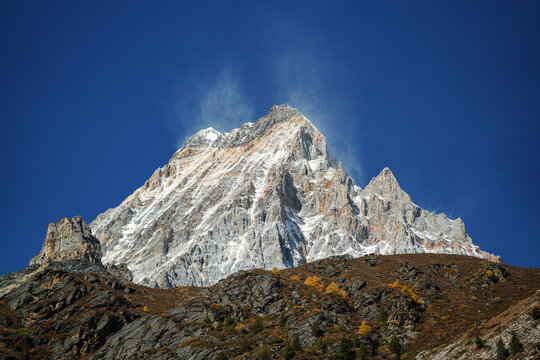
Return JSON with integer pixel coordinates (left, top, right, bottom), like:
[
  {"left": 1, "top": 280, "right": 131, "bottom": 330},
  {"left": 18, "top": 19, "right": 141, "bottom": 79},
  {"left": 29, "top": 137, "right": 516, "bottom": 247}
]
[{"left": 1, "top": 1, "right": 539, "bottom": 274}]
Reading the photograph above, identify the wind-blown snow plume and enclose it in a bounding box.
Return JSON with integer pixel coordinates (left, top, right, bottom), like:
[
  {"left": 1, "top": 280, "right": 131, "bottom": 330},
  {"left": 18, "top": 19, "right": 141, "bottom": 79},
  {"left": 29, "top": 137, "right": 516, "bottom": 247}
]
[
  {"left": 174, "top": 69, "right": 255, "bottom": 147},
  {"left": 269, "top": 31, "right": 365, "bottom": 183}
]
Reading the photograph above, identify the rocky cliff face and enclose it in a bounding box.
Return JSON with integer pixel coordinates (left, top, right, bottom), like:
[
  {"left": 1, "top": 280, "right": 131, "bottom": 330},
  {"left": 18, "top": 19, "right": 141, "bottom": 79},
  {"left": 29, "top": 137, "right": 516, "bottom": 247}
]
[
  {"left": 90, "top": 105, "right": 500, "bottom": 288},
  {"left": 30, "top": 216, "right": 102, "bottom": 266}
]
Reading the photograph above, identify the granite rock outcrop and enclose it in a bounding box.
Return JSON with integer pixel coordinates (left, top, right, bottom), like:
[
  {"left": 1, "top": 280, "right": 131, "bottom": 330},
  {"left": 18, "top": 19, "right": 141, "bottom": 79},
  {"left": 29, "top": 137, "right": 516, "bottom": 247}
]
[{"left": 30, "top": 216, "right": 102, "bottom": 266}]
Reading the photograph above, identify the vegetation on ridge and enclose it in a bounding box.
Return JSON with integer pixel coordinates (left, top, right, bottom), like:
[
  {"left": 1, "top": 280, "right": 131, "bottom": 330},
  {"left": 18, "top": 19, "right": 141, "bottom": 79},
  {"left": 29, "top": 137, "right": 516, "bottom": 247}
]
[{"left": 0, "top": 253, "right": 539, "bottom": 359}]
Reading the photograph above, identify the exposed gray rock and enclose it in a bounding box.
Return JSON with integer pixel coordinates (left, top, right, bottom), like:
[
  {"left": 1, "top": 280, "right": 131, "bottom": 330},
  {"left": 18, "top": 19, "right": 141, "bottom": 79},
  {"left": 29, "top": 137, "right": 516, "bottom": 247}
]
[
  {"left": 0, "top": 264, "right": 40, "bottom": 297},
  {"left": 208, "top": 271, "right": 286, "bottom": 316},
  {"left": 364, "top": 167, "right": 411, "bottom": 202},
  {"left": 90, "top": 316, "right": 191, "bottom": 360}
]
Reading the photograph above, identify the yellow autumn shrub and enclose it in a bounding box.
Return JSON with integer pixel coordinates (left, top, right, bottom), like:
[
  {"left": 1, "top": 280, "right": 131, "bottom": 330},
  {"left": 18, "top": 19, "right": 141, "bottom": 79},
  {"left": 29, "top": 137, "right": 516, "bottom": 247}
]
[
  {"left": 357, "top": 320, "right": 372, "bottom": 336},
  {"left": 235, "top": 323, "right": 248, "bottom": 333},
  {"left": 389, "top": 278, "right": 421, "bottom": 303},
  {"left": 304, "top": 276, "right": 324, "bottom": 291},
  {"left": 324, "top": 282, "right": 347, "bottom": 297}
]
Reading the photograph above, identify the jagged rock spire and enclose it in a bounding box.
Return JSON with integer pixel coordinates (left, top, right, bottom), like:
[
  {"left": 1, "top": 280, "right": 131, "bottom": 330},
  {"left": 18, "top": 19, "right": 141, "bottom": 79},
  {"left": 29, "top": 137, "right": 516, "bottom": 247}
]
[
  {"left": 30, "top": 216, "right": 102, "bottom": 266},
  {"left": 364, "top": 167, "right": 412, "bottom": 202}
]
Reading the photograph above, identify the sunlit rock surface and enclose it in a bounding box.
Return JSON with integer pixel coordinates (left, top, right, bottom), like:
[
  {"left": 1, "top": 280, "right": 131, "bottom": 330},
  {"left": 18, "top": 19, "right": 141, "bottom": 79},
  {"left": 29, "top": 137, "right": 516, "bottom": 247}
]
[{"left": 30, "top": 216, "right": 102, "bottom": 266}]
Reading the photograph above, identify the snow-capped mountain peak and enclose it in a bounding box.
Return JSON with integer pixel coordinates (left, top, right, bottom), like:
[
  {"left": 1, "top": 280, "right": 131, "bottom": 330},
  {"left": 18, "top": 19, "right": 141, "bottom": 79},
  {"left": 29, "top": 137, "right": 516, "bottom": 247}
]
[
  {"left": 90, "top": 105, "right": 500, "bottom": 287},
  {"left": 177, "top": 127, "right": 221, "bottom": 151}
]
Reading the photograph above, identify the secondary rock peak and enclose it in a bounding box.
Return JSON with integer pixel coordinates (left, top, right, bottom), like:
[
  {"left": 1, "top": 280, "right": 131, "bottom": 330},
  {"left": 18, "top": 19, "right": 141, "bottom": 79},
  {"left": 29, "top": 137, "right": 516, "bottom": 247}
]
[
  {"left": 364, "top": 167, "right": 412, "bottom": 202},
  {"left": 30, "top": 216, "right": 102, "bottom": 266}
]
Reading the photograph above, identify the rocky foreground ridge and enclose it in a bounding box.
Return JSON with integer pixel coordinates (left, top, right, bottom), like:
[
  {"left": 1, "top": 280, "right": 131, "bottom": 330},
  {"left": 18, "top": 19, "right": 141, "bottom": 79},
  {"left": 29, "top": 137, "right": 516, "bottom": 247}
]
[
  {"left": 90, "top": 104, "right": 500, "bottom": 288},
  {"left": 0, "top": 234, "right": 538, "bottom": 360}
]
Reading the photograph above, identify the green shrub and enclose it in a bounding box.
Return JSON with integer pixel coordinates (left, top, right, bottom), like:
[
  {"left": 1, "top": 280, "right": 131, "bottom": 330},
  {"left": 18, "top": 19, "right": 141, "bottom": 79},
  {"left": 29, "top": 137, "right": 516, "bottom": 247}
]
[
  {"left": 251, "top": 316, "right": 263, "bottom": 333},
  {"left": 475, "top": 336, "right": 484, "bottom": 349},
  {"left": 377, "top": 305, "right": 388, "bottom": 324},
  {"left": 223, "top": 315, "right": 234, "bottom": 327},
  {"left": 224, "top": 326, "right": 236, "bottom": 336},
  {"left": 315, "top": 338, "right": 327, "bottom": 354},
  {"left": 258, "top": 348, "right": 270, "bottom": 360},
  {"left": 496, "top": 338, "right": 509, "bottom": 359},
  {"left": 337, "top": 336, "right": 355, "bottom": 360},
  {"left": 311, "top": 322, "right": 323, "bottom": 337},
  {"left": 357, "top": 342, "right": 369, "bottom": 360},
  {"left": 237, "top": 339, "right": 252, "bottom": 354},
  {"left": 282, "top": 342, "right": 295, "bottom": 360},
  {"left": 215, "top": 352, "right": 228, "bottom": 360},
  {"left": 292, "top": 334, "right": 301, "bottom": 351},
  {"left": 531, "top": 306, "right": 540, "bottom": 320},
  {"left": 279, "top": 313, "right": 286, "bottom": 327},
  {"left": 509, "top": 333, "right": 523, "bottom": 354},
  {"left": 388, "top": 336, "right": 402, "bottom": 359}
]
